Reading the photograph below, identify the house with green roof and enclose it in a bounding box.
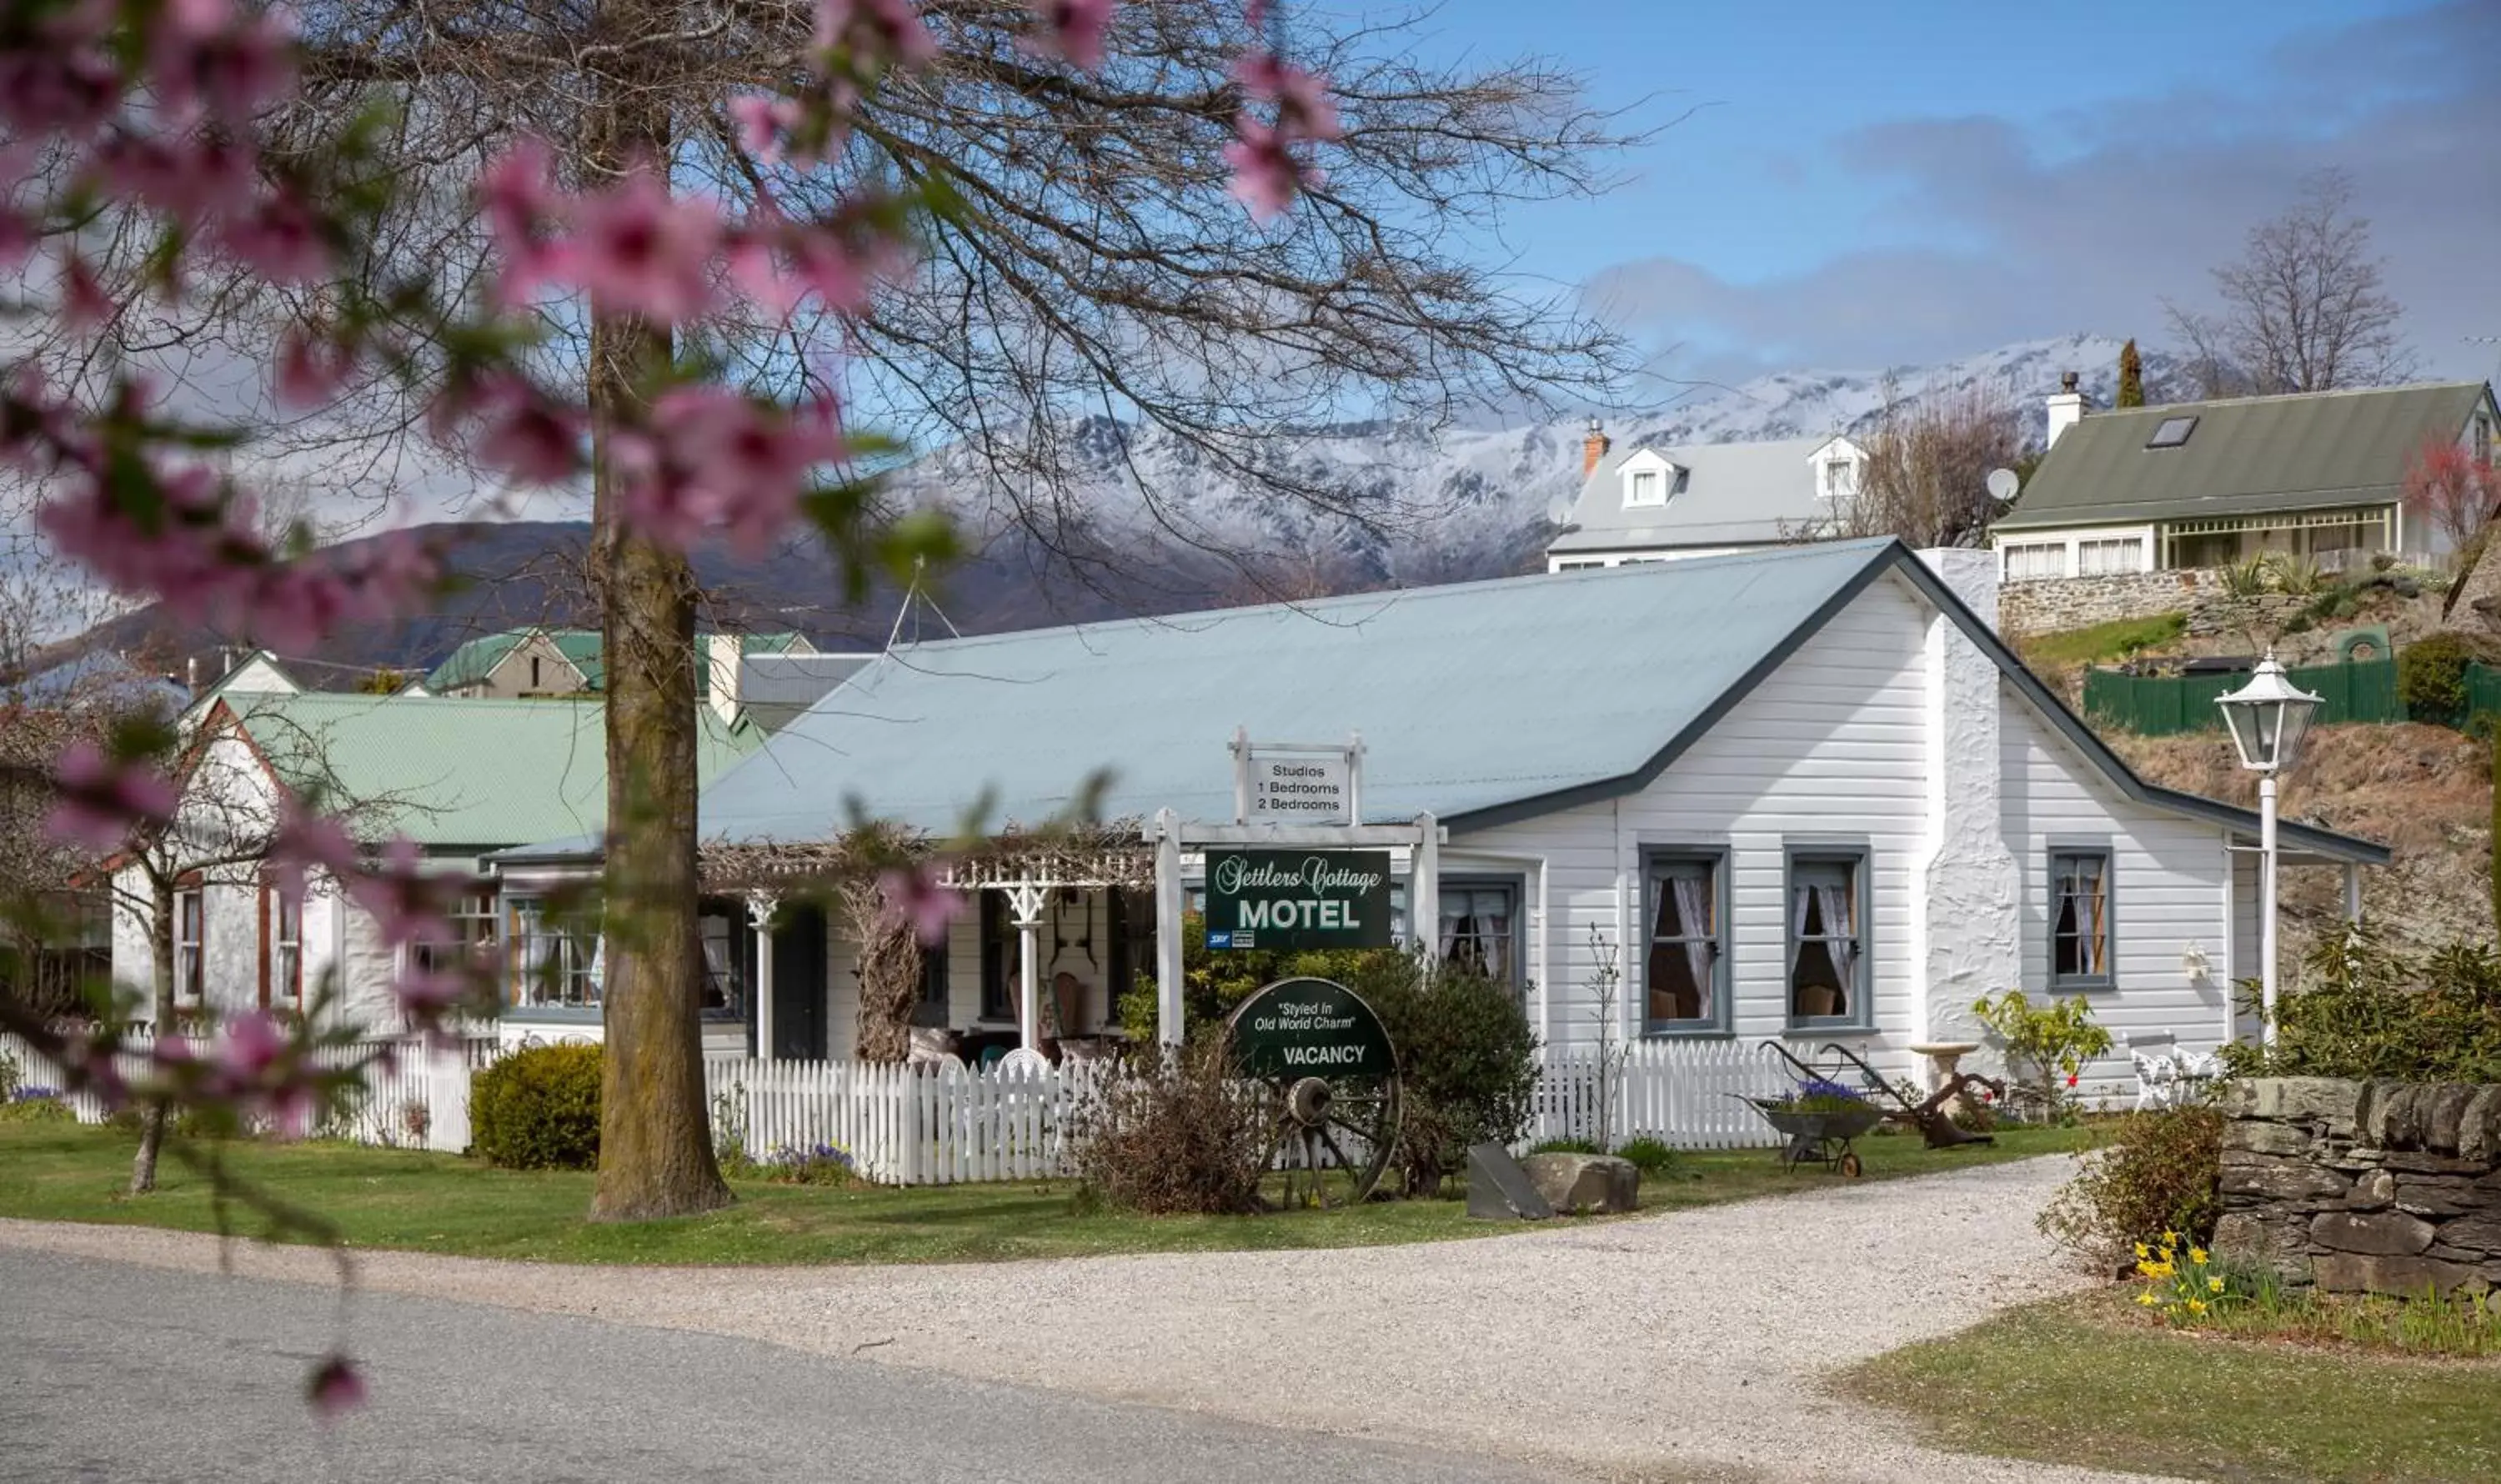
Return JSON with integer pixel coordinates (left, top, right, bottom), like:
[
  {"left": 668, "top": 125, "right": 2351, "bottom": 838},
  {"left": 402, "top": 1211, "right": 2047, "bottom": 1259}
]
[
  {"left": 424, "top": 626, "right": 828, "bottom": 723},
  {"left": 110, "top": 691, "right": 762, "bottom": 1042},
  {"left": 1993, "top": 378, "right": 2498, "bottom": 582},
  {"left": 633, "top": 540, "right": 2383, "bottom": 1104}
]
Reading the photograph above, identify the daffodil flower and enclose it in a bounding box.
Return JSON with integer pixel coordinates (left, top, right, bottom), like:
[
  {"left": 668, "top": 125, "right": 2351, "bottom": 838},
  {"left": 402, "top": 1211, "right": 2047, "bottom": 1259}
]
[{"left": 2189, "top": 1247, "right": 2209, "bottom": 1265}]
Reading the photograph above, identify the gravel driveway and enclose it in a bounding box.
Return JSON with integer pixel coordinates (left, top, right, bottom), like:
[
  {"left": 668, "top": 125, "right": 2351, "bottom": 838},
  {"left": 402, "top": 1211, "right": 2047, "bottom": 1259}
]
[{"left": 0, "top": 1155, "right": 2164, "bottom": 1484}]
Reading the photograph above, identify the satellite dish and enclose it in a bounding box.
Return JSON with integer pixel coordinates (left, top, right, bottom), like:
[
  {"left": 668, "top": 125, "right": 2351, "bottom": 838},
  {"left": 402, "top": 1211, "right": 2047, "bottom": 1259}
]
[{"left": 1985, "top": 468, "right": 2021, "bottom": 502}]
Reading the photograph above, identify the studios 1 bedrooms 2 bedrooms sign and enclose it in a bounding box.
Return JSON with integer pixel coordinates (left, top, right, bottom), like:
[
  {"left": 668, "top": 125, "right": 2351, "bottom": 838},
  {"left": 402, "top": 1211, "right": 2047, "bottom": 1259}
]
[{"left": 1205, "top": 850, "right": 1393, "bottom": 951}]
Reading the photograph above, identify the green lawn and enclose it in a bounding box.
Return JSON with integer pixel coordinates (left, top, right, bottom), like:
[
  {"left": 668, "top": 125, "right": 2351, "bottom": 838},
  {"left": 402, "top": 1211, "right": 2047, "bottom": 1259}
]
[
  {"left": 2017, "top": 612, "right": 2188, "bottom": 671},
  {"left": 1837, "top": 1293, "right": 2501, "bottom": 1484},
  {"left": 0, "top": 1121, "right": 2086, "bottom": 1266}
]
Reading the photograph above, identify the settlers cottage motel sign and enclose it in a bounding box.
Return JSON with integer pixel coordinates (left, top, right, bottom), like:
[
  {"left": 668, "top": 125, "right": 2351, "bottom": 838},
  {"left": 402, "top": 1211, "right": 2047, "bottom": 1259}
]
[{"left": 1205, "top": 850, "right": 1394, "bottom": 950}]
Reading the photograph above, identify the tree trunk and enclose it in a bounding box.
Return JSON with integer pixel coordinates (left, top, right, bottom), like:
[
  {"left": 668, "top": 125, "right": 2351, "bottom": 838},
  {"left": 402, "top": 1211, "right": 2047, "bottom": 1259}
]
[
  {"left": 128, "top": 874, "right": 176, "bottom": 1194},
  {"left": 586, "top": 53, "right": 731, "bottom": 1221}
]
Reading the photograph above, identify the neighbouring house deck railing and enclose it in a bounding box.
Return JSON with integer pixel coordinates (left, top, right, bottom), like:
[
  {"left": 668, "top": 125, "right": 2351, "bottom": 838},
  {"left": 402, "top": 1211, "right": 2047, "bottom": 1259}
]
[{"left": 3, "top": 1032, "right": 1787, "bottom": 1185}]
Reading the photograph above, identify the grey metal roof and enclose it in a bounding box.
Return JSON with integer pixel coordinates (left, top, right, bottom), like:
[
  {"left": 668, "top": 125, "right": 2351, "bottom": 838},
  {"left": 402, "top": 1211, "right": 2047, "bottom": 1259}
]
[
  {"left": 1547, "top": 435, "right": 1847, "bottom": 553},
  {"left": 737, "top": 652, "right": 875, "bottom": 733},
  {"left": 693, "top": 540, "right": 2387, "bottom": 865},
  {"left": 1997, "top": 381, "right": 2493, "bottom": 531}
]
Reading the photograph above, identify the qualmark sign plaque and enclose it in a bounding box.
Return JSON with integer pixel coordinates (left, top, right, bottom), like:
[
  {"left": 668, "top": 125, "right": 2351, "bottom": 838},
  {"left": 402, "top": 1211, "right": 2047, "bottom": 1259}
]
[
  {"left": 1227, "top": 976, "right": 1397, "bottom": 1080},
  {"left": 1204, "top": 850, "right": 1393, "bottom": 951}
]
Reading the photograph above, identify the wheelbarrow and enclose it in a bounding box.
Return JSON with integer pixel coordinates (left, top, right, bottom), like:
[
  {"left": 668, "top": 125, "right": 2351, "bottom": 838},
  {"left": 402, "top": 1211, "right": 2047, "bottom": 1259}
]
[{"left": 1741, "top": 1095, "right": 1886, "bottom": 1176}]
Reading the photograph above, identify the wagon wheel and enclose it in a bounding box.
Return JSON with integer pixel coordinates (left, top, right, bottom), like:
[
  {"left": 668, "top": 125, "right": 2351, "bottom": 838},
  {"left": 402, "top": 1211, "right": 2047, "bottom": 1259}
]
[
  {"left": 1838, "top": 1151, "right": 1862, "bottom": 1179},
  {"left": 1257, "top": 1068, "right": 1401, "bottom": 1210}
]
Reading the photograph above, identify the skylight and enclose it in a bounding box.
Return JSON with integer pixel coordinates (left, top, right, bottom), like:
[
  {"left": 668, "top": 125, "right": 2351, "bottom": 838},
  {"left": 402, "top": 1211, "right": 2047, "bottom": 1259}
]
[{"left": 2146, "top": 415, "right": 2198, "bottom": 449}]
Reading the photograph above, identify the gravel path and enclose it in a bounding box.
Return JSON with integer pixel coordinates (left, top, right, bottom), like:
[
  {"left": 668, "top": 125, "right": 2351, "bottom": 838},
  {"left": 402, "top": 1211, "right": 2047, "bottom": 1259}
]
[{"left": 0, "top": 1156, "right": 2168, "bottom": 1484}]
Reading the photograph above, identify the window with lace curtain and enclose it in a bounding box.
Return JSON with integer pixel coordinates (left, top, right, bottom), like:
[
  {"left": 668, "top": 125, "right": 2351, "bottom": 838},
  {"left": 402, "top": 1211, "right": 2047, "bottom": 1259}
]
[
  {"left": 1643, "top": 852, "right": 1725, "bottom": 1034},
  {"left": 1786, "top": 848, "right": 1870, "bottom": 1029},
  {"left": 2051, "top": 849, "right": 2114, "bottom": 990}
]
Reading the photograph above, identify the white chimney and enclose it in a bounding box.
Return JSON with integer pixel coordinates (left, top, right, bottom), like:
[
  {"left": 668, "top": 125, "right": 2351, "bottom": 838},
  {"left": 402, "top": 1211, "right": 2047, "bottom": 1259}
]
[
  {"left": 2044, "top": 370, "right": 2086, "bottom": 449},
  {"left": 1909, "top": 547, "right": 2020, "bottom": 1053},
  {"left": 705, "top": 634, "right": 743, "bottom": 724}
]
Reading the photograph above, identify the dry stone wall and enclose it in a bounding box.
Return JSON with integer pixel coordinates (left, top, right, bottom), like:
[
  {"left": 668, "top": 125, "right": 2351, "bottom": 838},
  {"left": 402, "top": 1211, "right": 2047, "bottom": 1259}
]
[
  {"left": 2213, "top": 1077, "right": 2501, "bottom": 1296},
  {"left": 1999, "top": 569, "right": 2303, "bottom": 639}
]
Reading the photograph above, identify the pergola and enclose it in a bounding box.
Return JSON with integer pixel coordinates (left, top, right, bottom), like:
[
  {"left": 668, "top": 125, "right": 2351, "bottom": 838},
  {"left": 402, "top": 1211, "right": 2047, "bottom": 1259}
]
[
  {"left": 697, "top": 808, "right": 1444, "bottom": 1056},
  {"left": 697, "top": 819, "right": 1163, "bottom": 1056}
]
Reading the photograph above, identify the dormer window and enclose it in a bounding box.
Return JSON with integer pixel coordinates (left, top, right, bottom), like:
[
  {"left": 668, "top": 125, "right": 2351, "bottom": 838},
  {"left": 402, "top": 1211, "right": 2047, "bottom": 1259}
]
[
  {"left": 1626, "top": 469, "right": 1663, "bottom": 508},
  {"left": 1823, "top": 458, "right": 1856, "bottom": 499}
]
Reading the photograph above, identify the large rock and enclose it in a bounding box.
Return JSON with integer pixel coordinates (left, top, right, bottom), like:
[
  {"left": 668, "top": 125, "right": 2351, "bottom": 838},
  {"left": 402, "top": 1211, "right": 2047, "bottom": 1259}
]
[
  {"left": 2458, "top": 1087, "right": 2501, "bottom": 1164},
  {"left": 2312, "top": 1251, "right": 2491, "bottom": 1298},
  {"left": 2346, "top": 1168, "right": 2395, "bottom": 1212},
  {"left": 2213, "top": 1211, "right": 2307, "bottom": 1278},
  {"left": 2310, "top": 1210, "right": 2437, "bottom": 1256},
  {"left": 2438, "top": 1215, "right": 2501, "bottom": 1256},
  {"left": 1521, "top": 1152, "right": 1640, "bottom": 1215},
  {"left": 2392, "top": 1176, "right": 2482, "bottom": 1218},
  {"left": 2219, "top": 1153, "right": 2349, "bottom": 1203},
  {"left": 2223, "top": 1120, "right": 2311, "bottom": 1158},
  {"left": 2253, "top": 1078, "right": 2362, "bottom": 1133}
]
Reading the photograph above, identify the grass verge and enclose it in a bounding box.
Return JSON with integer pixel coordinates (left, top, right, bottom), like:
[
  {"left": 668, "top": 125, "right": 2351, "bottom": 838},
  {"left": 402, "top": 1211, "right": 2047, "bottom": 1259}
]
[
  {"left": 1837, "top": 1291, "right": 2501, "bottom": 1484},
  {"left": 0, "top": 1121, "right": 2084, "bottom": 1266},
  {"left": 2017, "top": 612, "right": 2188, "bottom": 671}
]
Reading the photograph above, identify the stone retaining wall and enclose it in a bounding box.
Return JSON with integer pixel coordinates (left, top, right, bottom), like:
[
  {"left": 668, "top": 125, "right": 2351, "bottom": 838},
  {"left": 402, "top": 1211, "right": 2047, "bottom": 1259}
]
[
  {"left": 2213, "top": 1077, "right": 2501, "bottom": 1296},
  {"left": 1999, "top": 569, "right": 2303, "bottom": 640}
]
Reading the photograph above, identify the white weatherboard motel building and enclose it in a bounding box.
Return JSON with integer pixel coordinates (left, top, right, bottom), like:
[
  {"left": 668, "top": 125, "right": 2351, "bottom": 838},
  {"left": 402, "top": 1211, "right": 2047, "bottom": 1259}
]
[{"left": 682, "top": 539, "right": 2383, "bottom": 1100}]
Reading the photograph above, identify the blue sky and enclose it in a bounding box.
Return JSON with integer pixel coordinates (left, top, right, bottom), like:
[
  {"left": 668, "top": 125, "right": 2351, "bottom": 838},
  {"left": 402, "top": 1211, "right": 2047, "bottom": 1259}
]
[{"left": 1396, "top": 0, "right": 2498, "bottom": 389}]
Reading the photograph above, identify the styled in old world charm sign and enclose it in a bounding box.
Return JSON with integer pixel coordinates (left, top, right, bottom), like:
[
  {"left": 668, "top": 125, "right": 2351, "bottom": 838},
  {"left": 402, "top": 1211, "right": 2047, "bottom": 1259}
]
[
  {"left": 1227, "top": 976, "right": 1397, "bottom": 1079},
  {"left": 1204, "top": 850, "right": 1393, "bottom": 950}
]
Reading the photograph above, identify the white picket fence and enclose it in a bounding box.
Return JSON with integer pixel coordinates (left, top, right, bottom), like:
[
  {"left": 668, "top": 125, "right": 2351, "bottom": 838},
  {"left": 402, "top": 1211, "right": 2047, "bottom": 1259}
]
[
  {"left": 7, "top": 1031, "right": 1788, "bottom": 1182},
  {"left": 1531, "top": 1040, "right": 1787, "bottom": 1151}
]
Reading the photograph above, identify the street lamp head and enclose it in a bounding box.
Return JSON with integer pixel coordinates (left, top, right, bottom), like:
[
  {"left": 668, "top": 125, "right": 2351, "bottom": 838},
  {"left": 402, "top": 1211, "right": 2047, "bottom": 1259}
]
[{"left": 2215, "top": 649, "right": 2324, "bottom": 775}]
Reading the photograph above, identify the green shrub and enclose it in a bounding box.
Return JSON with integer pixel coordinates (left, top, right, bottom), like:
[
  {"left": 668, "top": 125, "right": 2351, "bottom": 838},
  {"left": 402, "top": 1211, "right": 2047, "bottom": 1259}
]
[
  {"left": 1067, "top": 1040, "right": 1269, "bottom": 1215},
  {"left": 1365, "top": 961, "right": 1541, "bottom": 1196},
  {"left": 1527, "top": 1137, "right": 1599, "bottom": 1156},
  {"left": 2039, "top": 1105, "right": 2224, "bottom": 1273},
  {"left": 1971, "top": 990, "right": 2114, "bottom": 1121},
  {"left": 2397, "top": 631, "right": 2490, "bottom": 729},
  {"left": 1115, "top": 912, "right": 1415, "bottom": 1044},
  {"left": 2218, "top": 923, "right": 2501, "bottom": 1083},
  {"left": 1, "top": 1094, "right": 74, "bottom": 1124},
  {"left": 1612, "top": 1136, "right": 1682, "bottom": 1176},
  {"left": 470, "top": 1045, "right": 602, "bottom": 1170}
]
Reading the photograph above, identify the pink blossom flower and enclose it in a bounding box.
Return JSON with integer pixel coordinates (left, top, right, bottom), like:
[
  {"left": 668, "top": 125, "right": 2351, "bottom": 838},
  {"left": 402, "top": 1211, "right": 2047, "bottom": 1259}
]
[
  {"left": 479, "top": 137, "right": 559, "bottom": 301},
  {"left": 61, "top": 252, "right": 111, "bottom": 329},
  {"left": 275, "top": 330, "right": 354, "bottom": 409},
  {"left": 271, "top": 805, "right": 360, "bottom": 905},
  {"left": 544, "top": 166, "right": 724, "bottom": 321},
  {"left": 815, "top": 0, "right": 939, "bottom": 68},
  {"left": 1023, "top": 0, "right": 1115, "bottom": 69},
  {"left": 306, "top": 1355, "right": 365, "bottom": 1416},
  {"left": 878, "top": 863, "right": 960, "bottom": 946},
  {"left": 153, "top": 1034, "right": 195, "bottom": 1068},
  {"left": 213, "top": 1010, "right": 288, "bottom": 1087},
  {"left": 614, "top": 387, "right": 845, "bottom": 554},
  {"left": 463, "top": 375, "right": 584, "bottom": 484},
  {"left": 1231, "top": 53, "right": 1340, "bottom": 141},
  {"left": 150, "top": 0, "right": 298, "bottom": 127},
  {"left": 44, "top": 741, "right": 178, "bottom": 851},
  {"left": 88, "top": 130, "right": 259, "bottom": 223},
  {"left": 216, "top": 188, "right": 331, "bottom": 283},
  {"left": 731, "top": 199, "right": 910, "bottom": 319},
  {"left": 729, "top": 95, "right": 801, "bottom": 164},
  {"left": 1223, "top": 118, "right": 1306, "bottom": 220},
  {"left": 0, "top": 44, "right": 122, "bottom": 138}
]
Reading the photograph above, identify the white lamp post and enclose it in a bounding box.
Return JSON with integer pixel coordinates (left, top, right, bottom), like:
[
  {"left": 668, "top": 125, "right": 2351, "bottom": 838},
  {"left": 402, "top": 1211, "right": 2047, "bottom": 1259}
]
[{"left": 2215, "top": 651, "right": 2323, "bottom": 1045}]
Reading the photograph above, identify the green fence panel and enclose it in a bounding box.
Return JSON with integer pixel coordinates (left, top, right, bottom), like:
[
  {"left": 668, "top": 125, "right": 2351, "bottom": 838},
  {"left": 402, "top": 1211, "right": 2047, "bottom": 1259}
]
[
  {"left": 2082, "top": 659, "right": 2407, "bottom": 737},
  {"left": 2466, "top": 664, "right": 2501, "bottom": 724}
]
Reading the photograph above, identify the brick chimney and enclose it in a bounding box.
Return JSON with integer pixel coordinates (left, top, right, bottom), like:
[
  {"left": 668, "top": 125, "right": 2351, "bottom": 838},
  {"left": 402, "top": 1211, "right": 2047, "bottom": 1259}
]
[
  {"left": 2045, "top": 371, "right": 2087, "bottom": 449},
  {"left": 1581, "top": 417, "right": 1611, "bottom": 479}
]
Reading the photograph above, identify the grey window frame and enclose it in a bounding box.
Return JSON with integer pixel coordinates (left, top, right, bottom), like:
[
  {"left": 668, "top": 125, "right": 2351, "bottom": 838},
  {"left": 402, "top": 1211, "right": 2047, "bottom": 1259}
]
[
  {"left": 2147, "top": 415, "right": 2198, "bottom": 449},
  {"left": 1641, "top": 847, "right": 1731, "bottom": 1037},
  {"left": 2047, "top": 842, "right": 2118, "bottom": 992},
  {"left": 1783, "top": 842, "right": 1873, "bottom": 1033},
  {"left": 1436, "top": 873, "right": 1527, "bottom": 999},
  {"left": 173, "top": 887, "right": 205, "bottom": 1002}
]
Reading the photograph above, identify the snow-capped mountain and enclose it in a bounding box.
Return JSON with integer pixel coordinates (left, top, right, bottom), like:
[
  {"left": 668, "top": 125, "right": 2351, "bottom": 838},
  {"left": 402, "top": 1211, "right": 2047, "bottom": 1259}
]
[{"left": 880, "top": 333, "right": 2178, "bottom": 584}]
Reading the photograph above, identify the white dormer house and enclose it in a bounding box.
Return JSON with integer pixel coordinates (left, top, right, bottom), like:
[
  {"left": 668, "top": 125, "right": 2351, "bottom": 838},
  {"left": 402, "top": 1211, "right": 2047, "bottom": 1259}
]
[
  {"left": 1808, "top": 435, "right": 1867, "bottom": 504},
  {"left": 1546, "top": 430, "right": 1867, "bottom": 571},
  {"left": 1619, "top": 449, "right": 1682, "bottom": 509}
]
